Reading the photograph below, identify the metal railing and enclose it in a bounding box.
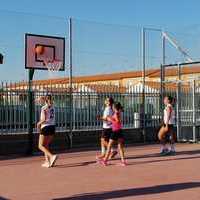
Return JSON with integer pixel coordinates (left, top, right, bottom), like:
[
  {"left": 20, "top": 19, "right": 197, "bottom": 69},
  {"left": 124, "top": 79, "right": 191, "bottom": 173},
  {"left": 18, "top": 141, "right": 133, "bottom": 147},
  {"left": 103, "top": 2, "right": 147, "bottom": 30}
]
[
  {"left": 1, "top": 80, "right": 200, "bottom": 143},
  {"left": 0, "top": 82, "right": 163, "bottom": 134}
]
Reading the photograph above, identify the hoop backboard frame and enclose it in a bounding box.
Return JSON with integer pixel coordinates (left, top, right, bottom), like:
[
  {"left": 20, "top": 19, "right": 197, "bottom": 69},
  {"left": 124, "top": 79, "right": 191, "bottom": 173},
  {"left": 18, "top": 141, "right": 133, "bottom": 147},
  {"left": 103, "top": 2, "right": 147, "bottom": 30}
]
[{"left": 25, "top": 33, "right": 65, "bottom": 71}]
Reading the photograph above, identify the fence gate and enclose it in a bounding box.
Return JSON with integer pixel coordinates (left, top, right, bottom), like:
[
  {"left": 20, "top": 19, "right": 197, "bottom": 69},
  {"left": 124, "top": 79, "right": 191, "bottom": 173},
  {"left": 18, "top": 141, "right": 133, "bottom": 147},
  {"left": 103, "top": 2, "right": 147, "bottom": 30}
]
[{"left": 164, "top": 79, "right": 200, "bottom": 142}]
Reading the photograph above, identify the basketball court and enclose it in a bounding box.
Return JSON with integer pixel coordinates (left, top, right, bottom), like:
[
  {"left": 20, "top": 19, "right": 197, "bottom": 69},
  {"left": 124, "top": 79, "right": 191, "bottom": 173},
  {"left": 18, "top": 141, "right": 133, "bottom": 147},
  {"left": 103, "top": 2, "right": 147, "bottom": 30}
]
[
  {"left": 1, "top": 10, "right": 200, "bottom": 200},
  {"left": 0, "top": 144, "right": 200, "bottom": 200}
]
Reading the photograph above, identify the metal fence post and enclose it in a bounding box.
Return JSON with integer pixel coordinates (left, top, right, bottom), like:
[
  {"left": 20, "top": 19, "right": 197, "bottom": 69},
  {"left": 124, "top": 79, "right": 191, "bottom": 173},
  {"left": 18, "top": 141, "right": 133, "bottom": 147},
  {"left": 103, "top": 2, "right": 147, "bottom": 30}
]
[
  {"left": 27, "top": 69, "right": 34, "bottom": 155},
  {"left": 142, "top": 27, "right": 146, "bottom": 142},
  {"left": 192, "top": 80, "right": 196, "bottom": 142},
  {"left": 161, "top": 34, "right": 166, "bottom": 113},
  {"left": 68, "top": 17, "right": 73, "bottom": 148},
  {"left": 176, "top": 63, "right": 181, "bottom": 142}
]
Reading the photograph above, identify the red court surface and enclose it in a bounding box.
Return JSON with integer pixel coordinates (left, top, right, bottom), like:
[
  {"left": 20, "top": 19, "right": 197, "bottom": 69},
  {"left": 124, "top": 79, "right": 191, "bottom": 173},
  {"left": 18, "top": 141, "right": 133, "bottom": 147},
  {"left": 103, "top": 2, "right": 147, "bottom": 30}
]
[{"left": 0, "top": 144, "right": 200, "bottom": 200}]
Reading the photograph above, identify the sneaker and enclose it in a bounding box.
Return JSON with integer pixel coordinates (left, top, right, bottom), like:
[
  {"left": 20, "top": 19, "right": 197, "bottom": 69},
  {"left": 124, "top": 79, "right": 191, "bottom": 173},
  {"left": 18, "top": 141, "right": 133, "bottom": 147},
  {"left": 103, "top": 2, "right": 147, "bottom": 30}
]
[
  {"left": 160, "top": 149, "right": 169, "bottom": 156},
  {"left": 50, "top": 155, "right": 58, "bottom": 167},
  {"left": 169, "top": 150, "right": 176, "bottom": 155},
  {"left": 99, "top": 159, "right": 108, "bottom": 166},
  {"left": 109, "top": 151, "right": 118, "bottom": 159},
  {"left": 41, "top": 161, "right": 50, "bottom": 168},
  {"left": 117, "top": 160, "right": 128, "bottom": 167}
]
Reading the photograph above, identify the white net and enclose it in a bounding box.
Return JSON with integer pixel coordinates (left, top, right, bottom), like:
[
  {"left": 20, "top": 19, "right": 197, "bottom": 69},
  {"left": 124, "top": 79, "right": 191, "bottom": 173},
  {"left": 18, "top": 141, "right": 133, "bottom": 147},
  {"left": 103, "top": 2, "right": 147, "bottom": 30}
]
[{"left": 44, "top": 60, "right": 63, "bottom": 79}]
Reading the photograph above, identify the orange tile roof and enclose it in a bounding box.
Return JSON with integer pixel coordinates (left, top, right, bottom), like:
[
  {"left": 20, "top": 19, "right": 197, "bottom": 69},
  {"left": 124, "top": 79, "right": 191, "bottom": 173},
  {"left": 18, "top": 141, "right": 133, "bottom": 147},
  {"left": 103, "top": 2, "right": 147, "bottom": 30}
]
[
  {"left": 149, "top": 65, "right": 200, "bottom": 77},
  {"left": 9, "top": 64, "right": 200, "bottom": 87},
  {"left": 32, "top": 65, "right": 200, "bottom": 84}
]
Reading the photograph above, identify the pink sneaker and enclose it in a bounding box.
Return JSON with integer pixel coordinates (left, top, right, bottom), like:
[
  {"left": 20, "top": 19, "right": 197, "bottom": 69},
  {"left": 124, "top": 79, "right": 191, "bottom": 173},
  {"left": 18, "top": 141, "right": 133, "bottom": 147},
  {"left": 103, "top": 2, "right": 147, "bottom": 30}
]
[{"left": 99, "top": 159, "right": 108, "bottom": 166}]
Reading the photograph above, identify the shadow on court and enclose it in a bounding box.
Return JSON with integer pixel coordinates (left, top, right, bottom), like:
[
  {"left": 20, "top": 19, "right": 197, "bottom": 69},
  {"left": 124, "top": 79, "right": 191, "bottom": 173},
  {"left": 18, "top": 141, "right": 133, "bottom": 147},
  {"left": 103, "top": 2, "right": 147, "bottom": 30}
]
[
  {"left": 56, "top": 161, "right": 97, "bottom": 168},
  {"left": 55, "top": 149, "right": 200, "bottom": 169},
  {"left": 126, "top": 155, "right": 200, "bottom": 166},
  {"left": 1, "top": 148, "right": 200, "bottom": 169},
  {"left": 52, "top": 182, "right": 200, "bottom": 200},
  {"left": 55, "top": 155, "right": 200, "bottom": 169},
  {"left": 126, "top": 149, "right": 200, "bottom": 160},
  {"left": 0, "top": 197, "right": 10, "bottom": 200}
]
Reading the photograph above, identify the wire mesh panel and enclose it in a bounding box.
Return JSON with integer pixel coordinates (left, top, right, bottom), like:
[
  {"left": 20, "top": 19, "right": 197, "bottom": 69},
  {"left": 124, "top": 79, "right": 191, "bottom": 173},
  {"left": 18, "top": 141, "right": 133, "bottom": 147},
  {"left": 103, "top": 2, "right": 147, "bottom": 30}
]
[{"left": 71, "top": 18, "right": 142, "bottom": 76}]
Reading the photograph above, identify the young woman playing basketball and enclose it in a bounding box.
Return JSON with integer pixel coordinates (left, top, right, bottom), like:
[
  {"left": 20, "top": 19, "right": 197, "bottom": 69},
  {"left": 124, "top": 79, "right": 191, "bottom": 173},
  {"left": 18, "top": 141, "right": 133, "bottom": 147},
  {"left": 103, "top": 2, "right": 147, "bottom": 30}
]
[
  {"left": 96, "top": 97, "right": 118, "bottom": 160},
  {"left": 100, "top": 102, "right": 127, "bottom": 166},
  {"left": 158, "top": 95, "right": 176, "bottom": 155},
  {"left": 37, "top": 95, "right": 58, "bottom": 168}
]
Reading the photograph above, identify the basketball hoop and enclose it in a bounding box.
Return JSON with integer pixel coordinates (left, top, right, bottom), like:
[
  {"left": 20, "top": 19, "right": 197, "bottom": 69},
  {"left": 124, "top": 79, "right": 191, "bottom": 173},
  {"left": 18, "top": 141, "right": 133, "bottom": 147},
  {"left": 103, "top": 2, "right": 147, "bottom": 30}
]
[{"left": 43, "top": 59, "right": 63, "bottom": 72}]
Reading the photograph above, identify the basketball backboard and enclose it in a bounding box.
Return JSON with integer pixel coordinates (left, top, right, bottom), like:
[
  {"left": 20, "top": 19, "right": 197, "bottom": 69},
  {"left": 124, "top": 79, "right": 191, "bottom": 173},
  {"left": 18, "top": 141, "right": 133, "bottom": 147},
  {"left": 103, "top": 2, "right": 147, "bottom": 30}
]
[{"left": 25, "top": 33, "right": 65, "bottom": 71}]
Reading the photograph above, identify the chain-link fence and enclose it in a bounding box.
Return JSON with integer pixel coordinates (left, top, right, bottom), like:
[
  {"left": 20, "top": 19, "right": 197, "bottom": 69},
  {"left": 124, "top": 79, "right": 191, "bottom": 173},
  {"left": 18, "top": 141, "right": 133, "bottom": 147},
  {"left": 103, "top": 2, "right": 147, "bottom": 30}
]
[{"left": 1, "top": 12, "right": 200, "bottom": 148}]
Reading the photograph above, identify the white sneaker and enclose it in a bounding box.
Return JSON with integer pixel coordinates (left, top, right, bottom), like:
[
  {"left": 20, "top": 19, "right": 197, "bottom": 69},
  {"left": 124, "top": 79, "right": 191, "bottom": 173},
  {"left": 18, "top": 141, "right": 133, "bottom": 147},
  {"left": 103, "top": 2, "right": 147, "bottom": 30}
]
[
  {"left": 41, "top": 161, "right": 50, "bottom": 168},
  {"left": 50, "top": 155, "right": 58, "bottom": 167}
]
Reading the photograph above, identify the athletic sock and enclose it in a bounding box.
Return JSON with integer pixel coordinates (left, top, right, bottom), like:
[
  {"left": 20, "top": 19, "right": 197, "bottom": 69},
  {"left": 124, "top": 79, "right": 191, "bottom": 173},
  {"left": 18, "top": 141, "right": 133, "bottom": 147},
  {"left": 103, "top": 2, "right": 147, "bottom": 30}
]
[
  {"left": 171, "top": 144, "right": 175, "bottom": 152},
  {"left": 160, "top": 144, "right": 168, "bottom": 152}
]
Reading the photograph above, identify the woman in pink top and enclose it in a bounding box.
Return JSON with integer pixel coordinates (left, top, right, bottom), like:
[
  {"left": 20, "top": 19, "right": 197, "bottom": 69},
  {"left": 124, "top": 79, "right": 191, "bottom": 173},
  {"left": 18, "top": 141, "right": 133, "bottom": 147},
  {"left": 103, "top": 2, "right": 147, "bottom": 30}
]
[{"left": 100, "top": 102, "right": 127, "bottom": 166}]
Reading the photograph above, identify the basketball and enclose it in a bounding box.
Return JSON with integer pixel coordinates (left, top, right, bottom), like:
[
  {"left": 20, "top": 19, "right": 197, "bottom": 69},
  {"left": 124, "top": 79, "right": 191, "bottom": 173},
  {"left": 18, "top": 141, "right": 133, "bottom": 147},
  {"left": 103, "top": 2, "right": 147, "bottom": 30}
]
[{"left": 35, "top": 45, "right": 45, "bottom": 55}]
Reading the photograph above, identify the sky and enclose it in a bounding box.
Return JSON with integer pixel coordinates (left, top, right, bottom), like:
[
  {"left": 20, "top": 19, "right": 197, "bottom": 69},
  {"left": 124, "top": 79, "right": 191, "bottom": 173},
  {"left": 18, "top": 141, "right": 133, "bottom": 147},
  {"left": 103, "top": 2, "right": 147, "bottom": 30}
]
[{"left": 1, "top": 0, "right": 200, "bottom": 81}]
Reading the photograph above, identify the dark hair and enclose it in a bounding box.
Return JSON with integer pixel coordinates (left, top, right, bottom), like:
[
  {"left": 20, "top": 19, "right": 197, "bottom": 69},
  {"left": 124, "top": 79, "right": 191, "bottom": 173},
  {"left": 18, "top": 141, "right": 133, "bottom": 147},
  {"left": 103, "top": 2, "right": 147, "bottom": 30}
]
[
  {"left": 166, "top": 95, "right": 173, "bottom": 104},
  {"left": 45, "top": 95, "right": 53, "bottom": 103},
  {"left": 113, "top": 102, "right": 123, "bottom": 112},
  {"left": 108, "top": 97, "right": 114, "bottom": 105},
  {"left": 172, "top": 97, "right": 176, "bottom": 104}
]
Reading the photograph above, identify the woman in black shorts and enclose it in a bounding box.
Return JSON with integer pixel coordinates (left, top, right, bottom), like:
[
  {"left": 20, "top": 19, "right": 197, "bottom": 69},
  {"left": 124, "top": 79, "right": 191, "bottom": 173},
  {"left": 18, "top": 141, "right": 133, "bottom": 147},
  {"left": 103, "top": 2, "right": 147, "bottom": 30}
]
[
  {"left": 37, "top": 95, "right": 58, "bottom": 168},
  {"left": 100, "top": 102, "right": 127, "bottom": 166}
]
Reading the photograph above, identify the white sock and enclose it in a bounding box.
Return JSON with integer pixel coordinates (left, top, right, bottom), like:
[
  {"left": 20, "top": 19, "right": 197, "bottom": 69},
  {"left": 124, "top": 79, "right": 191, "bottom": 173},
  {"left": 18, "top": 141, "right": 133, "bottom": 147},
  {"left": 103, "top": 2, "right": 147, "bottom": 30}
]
[
  {"left": 161, "top": 144, "right": 167, "bottom": 152},
  {"left": 171, "top": 144, "right": 175, "bottom": 151}
]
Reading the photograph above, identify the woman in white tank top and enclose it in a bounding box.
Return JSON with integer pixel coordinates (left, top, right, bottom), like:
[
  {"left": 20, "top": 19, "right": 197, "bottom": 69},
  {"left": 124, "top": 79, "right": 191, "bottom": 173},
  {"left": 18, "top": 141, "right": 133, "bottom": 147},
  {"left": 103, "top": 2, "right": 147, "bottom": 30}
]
[
  {"left": 96, "top": 97, "right": 118, "bottom": 161},
  {"left": 158, "top": 96, "right": 176, "bottom": 155},
  {"left": 37, "top": 95, "right": 58, "bottom": 168}
]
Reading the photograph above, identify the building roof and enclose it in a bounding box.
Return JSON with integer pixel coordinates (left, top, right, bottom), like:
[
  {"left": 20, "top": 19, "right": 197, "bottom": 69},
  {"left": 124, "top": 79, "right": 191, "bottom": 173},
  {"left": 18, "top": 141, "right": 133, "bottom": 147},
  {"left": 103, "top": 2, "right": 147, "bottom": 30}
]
[
  {"left": 33, "top": 65, "right": 200, "bottom": 84},
  {"left": 9, "top": 64, "right": 200, "bottom": 88},
  {"left": 149, "top": 65, "right": 200, "bottom": 78}
]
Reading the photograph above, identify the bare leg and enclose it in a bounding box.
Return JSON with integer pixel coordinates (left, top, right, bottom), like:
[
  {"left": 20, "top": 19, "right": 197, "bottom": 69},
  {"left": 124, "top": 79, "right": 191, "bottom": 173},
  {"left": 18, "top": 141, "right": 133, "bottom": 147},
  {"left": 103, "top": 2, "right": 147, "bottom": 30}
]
[
  {"left": 38, "top": 135, "right": 54, "bottom": 160},
  {"left": 97, "top": 138, "right": 108, "bottom": 159},
  {"left": 44, "top": 135, "right": 54, "bottom": 162},
  {"left": 104, "top": 139, "right": 115, "bottom": 161},
  {"left": 43, "top": 139, "right": 49, "bottom": 162},
  {"left": 118, "top": 138, "right": 125, "bottom": 162}
]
